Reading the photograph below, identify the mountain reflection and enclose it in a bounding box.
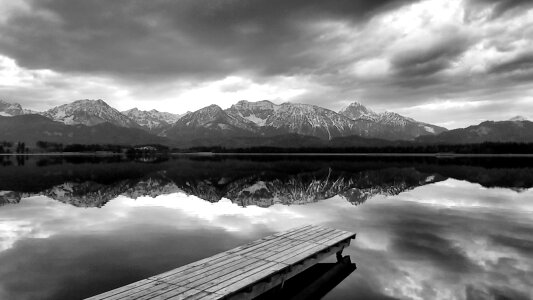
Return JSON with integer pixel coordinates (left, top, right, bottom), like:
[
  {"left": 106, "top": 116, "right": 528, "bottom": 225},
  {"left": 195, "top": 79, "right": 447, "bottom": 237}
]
[{"left": 1, "top": 155, "right": 533, "bottom": 208}]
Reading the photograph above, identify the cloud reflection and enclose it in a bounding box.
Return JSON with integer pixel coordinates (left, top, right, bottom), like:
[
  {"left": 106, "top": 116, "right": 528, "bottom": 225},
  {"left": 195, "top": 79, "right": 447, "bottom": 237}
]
[{"left": 0, "top": 179, "right": 532, "bottom": 300}]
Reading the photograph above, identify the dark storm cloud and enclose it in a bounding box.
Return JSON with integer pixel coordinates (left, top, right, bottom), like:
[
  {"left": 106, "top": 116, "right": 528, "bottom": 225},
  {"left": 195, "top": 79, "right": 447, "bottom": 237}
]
[
  {"left": 0, "top": 0, "right": 418, "bottom": 80},
  {"left": 1, "top": 0, "right": 533, "bottom": 125},
  {"left": 466, "top": 285, "right": 531, "bottom": 300},
  {"left": 391, "top": 33, "right": 471, "bottom": 78},
  {"left": 467, "top": 0, "right": 533, "bottom": 18},
  {"left": 489, "top": 234, "right": 533, "bottom": 255},
  {"left": 489, "top": 52, "right": 533, "bottom": 75}
]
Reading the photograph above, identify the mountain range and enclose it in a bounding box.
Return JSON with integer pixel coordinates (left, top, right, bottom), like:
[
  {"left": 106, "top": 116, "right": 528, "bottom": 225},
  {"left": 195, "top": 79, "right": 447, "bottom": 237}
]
[
  {"left": 164, "top": 100, "right": 447, "bottom": 142},
  {"left": 0, "top": 98, "right": 531, "bottom": 148},
  {"left": 122, "top": 107, "right": 186, "bottom": 133}
]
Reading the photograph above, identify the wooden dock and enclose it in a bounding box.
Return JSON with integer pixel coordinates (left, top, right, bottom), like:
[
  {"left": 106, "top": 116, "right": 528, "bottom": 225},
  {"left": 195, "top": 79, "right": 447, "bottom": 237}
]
[{"left": 87, "top": 225, "right": 356, "bottom": 300}]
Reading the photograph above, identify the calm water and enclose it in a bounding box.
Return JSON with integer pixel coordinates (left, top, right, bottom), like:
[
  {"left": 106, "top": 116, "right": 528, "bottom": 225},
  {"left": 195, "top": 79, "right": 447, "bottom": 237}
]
[{"left": 0, "top": 155, "right": 532, "bottom": 300}]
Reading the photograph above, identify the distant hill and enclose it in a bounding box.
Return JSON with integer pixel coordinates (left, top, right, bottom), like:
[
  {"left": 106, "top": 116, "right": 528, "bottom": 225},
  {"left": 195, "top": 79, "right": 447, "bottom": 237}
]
[
  {"left": 417, "top": 119, "right": 533, "bottom": 144},
  {"left": 0, "top": 114, "right": 168, "bottom": 147},
  {"left": 329, "top": 135, "right": 402, "bottom": 148},
  {"left": 177, "top": 133, "right": 326, "bottom": 149}
]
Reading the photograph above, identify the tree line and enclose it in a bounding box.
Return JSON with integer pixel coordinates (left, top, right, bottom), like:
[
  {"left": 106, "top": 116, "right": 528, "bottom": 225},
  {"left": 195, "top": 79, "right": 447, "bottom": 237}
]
[
  {"left": 186, "top": 142, "right": 533, "bottom": 154},
  {"left": 0, "top": 141, "right": 29, "bottom": 154}
]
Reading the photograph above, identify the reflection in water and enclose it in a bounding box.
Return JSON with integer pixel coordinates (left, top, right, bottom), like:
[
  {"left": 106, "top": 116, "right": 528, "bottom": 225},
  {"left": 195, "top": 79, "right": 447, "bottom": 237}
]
[
  {"left": 256, "top": 256, "right": 357, "bottom": 300},
  {"left": 2, "top": 155, "right": 533, "bottom": 208},
  {"left": 0, "top": 156, "right": 532, "bottom": 300},
  {"left": 0, "top": 156, "right": 451, "bottom": 207}
]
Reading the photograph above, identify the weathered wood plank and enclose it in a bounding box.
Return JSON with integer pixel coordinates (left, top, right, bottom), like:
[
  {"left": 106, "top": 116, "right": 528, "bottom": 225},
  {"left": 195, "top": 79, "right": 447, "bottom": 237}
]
[
  {"left": 86, "top": 225, "right": 356, "bottom": 300},
  {"left": 85, "top": 279, "right": 161, "bottom": 300},
  {"left": 167, "top": 257, "right": 265, "bottom": 289},
  {"left": 147, "top": 226, "right": 316, "bottom": 283},
  {"left": 223, "top": 240, "right": 353, "bottom": 300},
  {"left": 151, "top": 255, "right": 251, "bottom": 284},
  {"left": 288, "top": 226, "right": 336, "bottom": 241}
]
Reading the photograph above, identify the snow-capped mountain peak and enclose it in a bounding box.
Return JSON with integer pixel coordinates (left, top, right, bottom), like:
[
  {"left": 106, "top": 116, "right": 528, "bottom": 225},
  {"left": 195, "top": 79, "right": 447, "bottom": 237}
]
[
  {"left": 122, "top": 107, "right": 184, "bottom": 131},
  {"left": 226, "top": 100, "right": 356, "bottom": 139},
  {"left": 377, "top": 111, "right": 415, "bottom": 126},
  {"left": 0, "top": 100, "right": 31, "bottom": 116},
  {"left": 162, "top": 103, "right": 258, "bottom": 139},
  {"left": 338, "top": 101, "right": 379, "bottom": 121},
  {"left": 43, "top": 99, "right": 140, "bottom": 128},
  {"left": 227, "top": 100, "right": 276, "bottom": 126},
  {"left": 339, "top": 101, "right": 447, "bottom": 138}
]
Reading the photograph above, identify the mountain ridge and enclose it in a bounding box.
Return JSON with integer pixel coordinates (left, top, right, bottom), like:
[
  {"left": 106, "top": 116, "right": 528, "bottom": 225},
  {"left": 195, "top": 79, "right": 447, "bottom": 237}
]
[
  {"left": 122, "top": 107, "right": 185, "bottom": 133},
  {"left": 165, "top": 100, "right": 448, "bottom": 142},
  {"left": 2, "top": 98, "right": 531, "bottom": 148},
  {"left": 41, "top": 99, "right": 141, "bottom": 128},
  {"left": 0, "top": 99, "right": 447, "bottom": 142},
  {"left": 0, "top": 114, "right": 169, "bottom": 146},
  {"left": 417, "top": 119, "right": 533, "bottom": 144}
]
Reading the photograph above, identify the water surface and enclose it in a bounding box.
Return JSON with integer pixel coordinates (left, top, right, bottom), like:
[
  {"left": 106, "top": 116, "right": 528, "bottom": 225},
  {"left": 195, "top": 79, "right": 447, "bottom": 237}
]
[{"left": 0, "top": 155, "right": 532, "bottom": 300}]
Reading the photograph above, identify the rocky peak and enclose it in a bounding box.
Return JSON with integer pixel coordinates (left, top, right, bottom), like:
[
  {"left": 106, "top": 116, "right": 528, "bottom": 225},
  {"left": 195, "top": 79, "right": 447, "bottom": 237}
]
[
  {"left": 377, "top": 111, "right": 414, "bottom": 126},
  {"left": 177, "top": 104, "right": 227, "bottom": 127},
  {"left": 227, "top": 100, "right": 277, "bottom": 126},
  {"left": 232, "top": 100, "right": 274, "bottom": 109},
  {"left": 339, "top": 101, "right": 379, "bottom": 121},
  {"left": 43, "top": 99, "right": 140, "bottom": 128},
  {"left": 0, "top": 100, "right": 26, "bottom": 116},
  {"left": 122, "top": 107, "right": 183, "bottom": 131}
]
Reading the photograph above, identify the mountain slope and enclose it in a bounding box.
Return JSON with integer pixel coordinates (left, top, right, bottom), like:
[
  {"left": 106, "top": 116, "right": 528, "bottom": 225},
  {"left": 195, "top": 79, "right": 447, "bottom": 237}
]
[
  {"left": 122, "top": 108, "right": 184, "bottom": 133},
  {"left": 226, "top": 100, "right": 359, "bottom": 139},
  {"left": 417, "top": 120, "right": 533, "bottom": 144},
  {"left": 338, "top": 101, "right": 380, "bottom": 121},
  {"left": 42, "top": 99, "right": 140, "bottom": 128},
  {"left": 0, "top": 114, "right": 168, "bottom": 146},
  {"left": 175, "top": 133, "right": 326, "bottom": 149},
  {"left": 163, "top": 104, "right": 258, "bottom": 140},
  {"left": 339, "top": 101, "right": 447, "bottom": 139}
]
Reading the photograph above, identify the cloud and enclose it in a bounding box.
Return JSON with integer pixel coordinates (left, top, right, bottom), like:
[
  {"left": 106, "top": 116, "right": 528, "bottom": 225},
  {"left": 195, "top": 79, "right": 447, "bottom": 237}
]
[
  {"left": 488, "top": 51, "right": 533, "bottom": 78},
  {"left": 1, "top": 177, "right": 533, "bottom": 299},
  {"left": 388, "top": 222, "right": 479, "bottom": 273},
  {"left": 0, "top": 0, "right": 419, "bottom": 80},
  {"left": 391, "top": 29, "right": 472, "bottom": 79},
  {"left": 467, "top": 0, "right": 533, "bottom": 18},
  {"left": 0, "top": 0, "right": 532, "bottom": 127},
  {"left": 490, "top": 234, "right": 533, "bottom": 256}
]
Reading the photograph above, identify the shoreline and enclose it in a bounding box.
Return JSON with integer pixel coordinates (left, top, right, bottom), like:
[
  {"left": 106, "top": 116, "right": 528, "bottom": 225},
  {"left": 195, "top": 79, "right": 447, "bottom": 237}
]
[
  {"left": 174, "top": 152, "right": 533, "bottom": 157},
  {"left": 1, "top": 152, "right": 533, "bottom": 157},
  {"left": 0, "top": 152, "right": 123, "bottom": 156}
]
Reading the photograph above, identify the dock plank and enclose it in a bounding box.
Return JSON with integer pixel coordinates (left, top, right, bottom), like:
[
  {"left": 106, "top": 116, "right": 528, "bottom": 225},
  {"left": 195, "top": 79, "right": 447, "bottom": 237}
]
[{"left": 86, "top": 225, "right": 355, "bottom": 300}]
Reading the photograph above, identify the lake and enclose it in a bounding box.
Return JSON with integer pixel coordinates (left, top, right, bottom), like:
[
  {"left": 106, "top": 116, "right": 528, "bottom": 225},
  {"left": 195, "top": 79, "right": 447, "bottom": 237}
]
[{"left": 0, "top": 155, "right": 532, "bottom": 300}]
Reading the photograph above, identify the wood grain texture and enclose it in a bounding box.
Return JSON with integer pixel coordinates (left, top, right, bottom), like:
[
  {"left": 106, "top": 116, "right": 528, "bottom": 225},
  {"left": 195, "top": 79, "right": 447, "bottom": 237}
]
[{"left": 86, "top": 225, "right": 356, "bottom": 300}]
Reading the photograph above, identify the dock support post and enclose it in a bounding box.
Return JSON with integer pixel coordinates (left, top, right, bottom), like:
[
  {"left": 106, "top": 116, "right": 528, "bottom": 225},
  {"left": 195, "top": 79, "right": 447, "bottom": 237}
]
[{"left": 336, "top": 248, "right": 344, "bottom": 262}]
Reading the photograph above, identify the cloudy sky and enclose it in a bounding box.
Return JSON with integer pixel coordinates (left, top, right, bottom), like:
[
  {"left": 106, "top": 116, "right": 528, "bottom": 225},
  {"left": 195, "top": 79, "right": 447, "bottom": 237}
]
[{"left": 0, "top": 0, "right": 532, "bottom": 128}]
